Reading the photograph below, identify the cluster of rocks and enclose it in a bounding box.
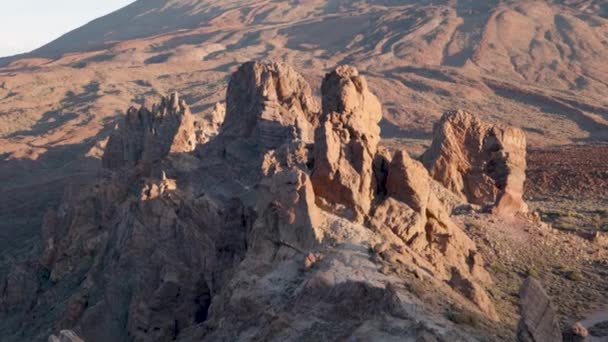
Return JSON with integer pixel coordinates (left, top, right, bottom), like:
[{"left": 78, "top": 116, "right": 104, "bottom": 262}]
[
  {"left": 1, "top": 60, "right": 531, "bottom": 341},
  {"left": 102, "top": 92, "right": 197, "bottom": 170}
]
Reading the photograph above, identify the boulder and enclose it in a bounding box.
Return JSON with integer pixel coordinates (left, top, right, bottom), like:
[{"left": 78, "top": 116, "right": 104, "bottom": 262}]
[
  {"left": 517, "top": 277, "right": 563, "bottom": 342},
  {"left": 311, "top": 65, "right": 383, "bottom": 222},
  {"left": 386, "top": 150, "right": 431, "bottom": 213},
  {"left": 422, "top": 110, "right": 528, "bottom": 216},
  {"left": 568, "top": 322, "right": 589, "bottom": 340}
]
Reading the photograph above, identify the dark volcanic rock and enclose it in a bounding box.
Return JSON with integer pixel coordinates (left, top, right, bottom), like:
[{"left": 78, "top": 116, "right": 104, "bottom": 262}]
[
  {"left": 222, "top": 61, "right": 320, "bottom": 151},
  {"left": 102, "top": 92, "right": 196, "bottom": 170}
]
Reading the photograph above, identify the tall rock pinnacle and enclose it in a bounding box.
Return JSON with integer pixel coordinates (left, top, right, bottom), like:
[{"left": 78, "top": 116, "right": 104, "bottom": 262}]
[{"left": 311, "top": 65, "right": 383, "bottom": 222}]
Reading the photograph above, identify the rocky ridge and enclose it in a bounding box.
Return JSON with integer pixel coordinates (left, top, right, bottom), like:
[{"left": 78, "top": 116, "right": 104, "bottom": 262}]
[{"left": 0, "top": 61, "right": 534, "bottom": 341}]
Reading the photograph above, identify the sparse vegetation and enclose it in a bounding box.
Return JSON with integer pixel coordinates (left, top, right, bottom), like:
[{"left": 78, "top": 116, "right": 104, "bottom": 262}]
[
  {"left": 566, "top": 270, "right": 583, "bottom": 281},
  {"left": 526, "top": 267, "right": 539, "bottom": 279},
  {"left": 448, "top": 310, "right": 479, "bottom": 327}
]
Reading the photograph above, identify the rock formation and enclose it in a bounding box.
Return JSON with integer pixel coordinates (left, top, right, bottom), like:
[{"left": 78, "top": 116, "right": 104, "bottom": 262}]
[
  {"left": 422, "top": 109, "right": 528, "bottom": 216},
  {"left": 195, "top": 102, "right": 225, "bottom": 144},
  {"left": 517, "top": 277, "right": 563, "bottom": 342},
  {"left": 221, "top": 61, "right": 319, "bottom": 151},
  {"left": 1, "top": 61, "right": 505, "bottom": 341},
  {"left": 251, "top": 158, "right": 324, "bottom": 261},
  {"left": 311, "top": 65, "right": 383, "bottom": 222},
  {"left": 373, "top": 150, "right": 497, "bottom": 320},
  {"left": 102, "top": 92, "right": 196, "bottom": 170}
]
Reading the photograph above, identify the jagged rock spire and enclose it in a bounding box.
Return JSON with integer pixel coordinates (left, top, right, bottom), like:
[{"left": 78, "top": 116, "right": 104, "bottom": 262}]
[
  {"left": 311, "top": 65, "right": 383, "bottom": 222},
  {"left": 102, "top": 92, "right": 196, "bottom": 170}
]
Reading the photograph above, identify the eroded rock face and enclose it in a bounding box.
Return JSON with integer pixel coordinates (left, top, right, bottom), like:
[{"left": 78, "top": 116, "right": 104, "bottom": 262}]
[
  {"left": 222, "top": 61, "right": 320, "bottom": 150},
  {"left": 102, "top": 92, "right": 196, "bottom": 170},
  {"left": 517, "top": 277, "right": 563, "bottom": 342},
  {"left": 422, "top": 110, "right": 528, "bottom": 216},
  {"left": 373, "top": 150, "right": 497, "bottom": 320},
  {"left": 29, "top": 172, "right": 253, "bottom": 342},
  {"left": 2, "top": 61, "right": 502, "bottom": 342},
  {"left": 195, "top": 102, "right": 225, "bottom": 144},
  {"left": 251, "top": 167, "right": 323, "bottom": 261},
  {"left": 311, "top": 65, "right": 383, "bottom": 222}
]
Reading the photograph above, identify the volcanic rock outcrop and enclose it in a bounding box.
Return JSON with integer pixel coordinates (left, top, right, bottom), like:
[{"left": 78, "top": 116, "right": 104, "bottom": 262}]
[
  {"left": 195, "top": 102, "right": 225, "bottom": 145},
  {"left": 221, "top": 61, "right": 319, "bottom": 151},
  {"left": 102, "top": 92, "right": 196, "bottom": 170},
  {"left": 311, "top": 65, "right": 383, "bottom": 222},
  {"left": 372, "top": 150, "right": 497, "bottom": 319},
  {"left": 0, "top": 61, "right": 503, "bottom": 341},
  {"left": 422, "top": 110, "right": 528, "bottom": 216},
  {"left": 517, "top": 277, "right": 563, "bottom": 342}
]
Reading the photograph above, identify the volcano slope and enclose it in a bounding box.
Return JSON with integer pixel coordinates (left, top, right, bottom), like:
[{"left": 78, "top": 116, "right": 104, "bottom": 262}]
[
  {"left": 1, "top": 1, "right": 608, "bottom": 261},
  {"left": 0, "top": 0, "right": 608, "bottom": 340},
  {"left": 1, "top": 60, "right": 607, "bottom": 342}
]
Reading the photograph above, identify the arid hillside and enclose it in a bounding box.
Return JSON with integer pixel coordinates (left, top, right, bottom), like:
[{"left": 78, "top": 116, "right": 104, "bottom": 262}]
[
  {"left": 1, "top": 0, "right": 608, "bottom": 303},
  {"left": 1, "top": 2, "right": 608, "bottom": 340}
]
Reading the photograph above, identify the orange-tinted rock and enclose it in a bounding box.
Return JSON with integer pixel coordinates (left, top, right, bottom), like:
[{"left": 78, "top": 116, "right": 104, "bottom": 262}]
[
  {"left": 222, "top": 61, "right": 320, "bottom": 150},
  {"left": 374, "top": 149, "right": 497, "bottom": 320},
  {"left": 422, "top": 110, "right": 528, "bottom": 216},
  {"left": 252, "top": 168, "right": 323, "bottom": 260},
  {"left": 311, "top": 65, "right": 383, "bottom": 222}
]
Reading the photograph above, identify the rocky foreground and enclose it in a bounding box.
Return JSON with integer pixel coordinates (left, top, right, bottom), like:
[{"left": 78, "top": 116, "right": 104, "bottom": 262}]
[{"left": 0, "top": 61, "right": 606, "bottom": 342}]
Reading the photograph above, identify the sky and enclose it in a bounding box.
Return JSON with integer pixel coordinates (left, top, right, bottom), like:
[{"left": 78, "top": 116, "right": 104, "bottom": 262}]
[{"left": 0, "top": 0, "right": 135, "bottom": 57}]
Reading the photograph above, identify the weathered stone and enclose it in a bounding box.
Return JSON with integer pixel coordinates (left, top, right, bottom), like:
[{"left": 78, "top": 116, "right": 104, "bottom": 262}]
[
  {"left": 48, "top": 330, "right": 84, "bottom": 342},
  {"left": 4, "top": 60, "right": 502, "bottom": 342},
  {"left": 569, "top": 322, "right": 589, "bottom": 339},
  {"left": 102, "top": 92, "right": 196, "bottom": 169},
  {"left": 195, "top": 102, "right": 225, "bottom": 144},
  {"left": 422, "top": 110, "right": 528, "bottom": 216},
  {"left": 386, "top": 150, "right": 430, "bottom": 212},
  {"left": 373, "top": 149, "right": 497, "bottom": 320},
  {"left": 222, "top": 61, "right": 319, "bottom": 150},
  {"left": 251, "top": 168, "right": 323, "bottom": 261},
  {"left": 517, "top": 277, "right": 563, "bottom": 342},
  {"left": 311, "top": 65, "right": 382, "bottom": 222}
]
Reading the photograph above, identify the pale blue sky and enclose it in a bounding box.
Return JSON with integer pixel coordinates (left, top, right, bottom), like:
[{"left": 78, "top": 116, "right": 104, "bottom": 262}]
[{"left": 0, "top": 0, "right": 135, "bottom": 57}]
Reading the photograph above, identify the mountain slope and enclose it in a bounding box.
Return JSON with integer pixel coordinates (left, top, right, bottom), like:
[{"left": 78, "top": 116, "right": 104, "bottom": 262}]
[{"left": 0, "top": 0, "right": 607, "bottom": 300}]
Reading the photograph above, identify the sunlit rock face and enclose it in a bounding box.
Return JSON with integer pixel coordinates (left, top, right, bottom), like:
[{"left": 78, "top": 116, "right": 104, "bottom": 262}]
[{"left": 423, "top": 109, "right": 528, "bottom": 216}]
